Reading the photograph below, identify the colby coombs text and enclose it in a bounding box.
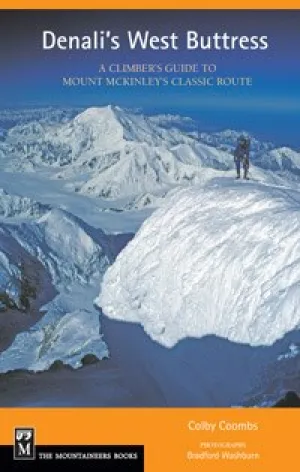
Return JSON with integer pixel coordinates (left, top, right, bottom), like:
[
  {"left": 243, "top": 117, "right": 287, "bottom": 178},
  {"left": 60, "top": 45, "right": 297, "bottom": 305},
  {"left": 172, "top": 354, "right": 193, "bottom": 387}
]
[{"left": 188, "top": 420, "right": 259, "bottom": 432}]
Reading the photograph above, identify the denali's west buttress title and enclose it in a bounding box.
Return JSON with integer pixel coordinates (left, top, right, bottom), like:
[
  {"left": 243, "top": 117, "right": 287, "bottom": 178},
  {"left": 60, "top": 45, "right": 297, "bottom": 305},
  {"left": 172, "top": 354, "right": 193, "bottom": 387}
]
[{"left": 41, "top": 30, "right": 269, "bottom": 50}]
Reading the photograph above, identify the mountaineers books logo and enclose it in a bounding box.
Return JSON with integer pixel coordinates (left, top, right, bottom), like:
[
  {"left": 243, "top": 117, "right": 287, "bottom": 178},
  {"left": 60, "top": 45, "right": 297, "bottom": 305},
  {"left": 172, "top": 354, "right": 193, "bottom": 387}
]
[{"left": 14, "top": 428, "right": 35, "bottom": 460}]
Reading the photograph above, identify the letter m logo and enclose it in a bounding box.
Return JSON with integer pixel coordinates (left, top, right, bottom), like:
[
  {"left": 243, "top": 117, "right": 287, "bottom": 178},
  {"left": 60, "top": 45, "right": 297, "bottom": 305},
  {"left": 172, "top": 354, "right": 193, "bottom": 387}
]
[{"left": 14, "top": 428, "right": 35, "bottom": 460}]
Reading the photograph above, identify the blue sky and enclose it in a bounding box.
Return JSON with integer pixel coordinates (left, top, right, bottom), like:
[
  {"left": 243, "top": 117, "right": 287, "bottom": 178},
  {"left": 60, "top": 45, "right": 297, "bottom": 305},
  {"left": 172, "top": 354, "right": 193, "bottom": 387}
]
[{"left": 0, "top": 10, "right": 299, "bottom": 147}]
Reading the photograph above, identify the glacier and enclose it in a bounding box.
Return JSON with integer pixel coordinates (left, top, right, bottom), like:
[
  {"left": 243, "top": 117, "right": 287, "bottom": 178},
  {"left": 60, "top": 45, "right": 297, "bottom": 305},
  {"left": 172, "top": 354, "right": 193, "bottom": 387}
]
[
  {"left": 1, "top": 105, "right": 300, "bottom": 206},
  {"left": 0, "top": 105, "right": 299, "bottom": 405}
]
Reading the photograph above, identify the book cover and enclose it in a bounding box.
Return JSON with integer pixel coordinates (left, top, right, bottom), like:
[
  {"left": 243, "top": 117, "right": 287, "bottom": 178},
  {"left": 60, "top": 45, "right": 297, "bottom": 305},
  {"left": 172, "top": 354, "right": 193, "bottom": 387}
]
[{"left": 0, "top": 6, "right": 299, "bottom": 471}]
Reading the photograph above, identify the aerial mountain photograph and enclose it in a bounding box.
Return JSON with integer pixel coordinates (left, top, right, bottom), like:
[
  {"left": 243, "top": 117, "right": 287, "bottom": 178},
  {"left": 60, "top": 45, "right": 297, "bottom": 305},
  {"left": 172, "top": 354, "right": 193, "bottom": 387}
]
[{"left": 0, "top": 9, "right": 299, "bottom": 407}]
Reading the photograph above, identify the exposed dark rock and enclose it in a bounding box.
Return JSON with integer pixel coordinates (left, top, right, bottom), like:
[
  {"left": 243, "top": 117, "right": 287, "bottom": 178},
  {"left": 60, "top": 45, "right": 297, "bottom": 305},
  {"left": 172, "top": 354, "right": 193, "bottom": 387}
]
[
  {"left": 81, "top": 354, "right": 100, "bottom": 366},
  {"left": 48, "top": 360, "right": 66, "bottom": 372},
  {"left": 273, "top": 391, "right": 300, "bottom": 407}
]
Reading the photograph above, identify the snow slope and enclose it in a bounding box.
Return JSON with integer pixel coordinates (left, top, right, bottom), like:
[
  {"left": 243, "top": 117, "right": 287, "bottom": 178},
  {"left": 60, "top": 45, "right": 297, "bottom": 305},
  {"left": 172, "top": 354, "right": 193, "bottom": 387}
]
[
  {"left": 97, "top": 178, "right": 300, "bottom": 406},
  {"left": 99, "top": 179, "right": 300, "bottom": 348},
  {"left": 78, "top": 141, "right": 232, "bottom": 199},
  {"left": 0, "top": 209, "right": 111, "bottom": 372},
  {"left": 9, "top": 209, "right": 112, "bottom": 287},
  {"left": 1, "top": 105, "right": 300, "bottom": 405},
  {"left": 0, "top": 188, "right": 50, "bottom": 218},
  {"left": 0, "top": 229, "right": 22, "bottom": 308},
  {"left": 1, "top": 106, "right": 300, "bottom": 206}
]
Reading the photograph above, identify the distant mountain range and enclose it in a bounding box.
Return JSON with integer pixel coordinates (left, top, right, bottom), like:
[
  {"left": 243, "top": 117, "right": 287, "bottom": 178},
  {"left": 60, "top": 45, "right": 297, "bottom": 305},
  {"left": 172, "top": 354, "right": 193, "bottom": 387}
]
[
  {"left": 0, "top": 105, "right": 300, "bottom": 406},
  {"left": 0, "top": 106, "right": 299, "bottom": 207}
]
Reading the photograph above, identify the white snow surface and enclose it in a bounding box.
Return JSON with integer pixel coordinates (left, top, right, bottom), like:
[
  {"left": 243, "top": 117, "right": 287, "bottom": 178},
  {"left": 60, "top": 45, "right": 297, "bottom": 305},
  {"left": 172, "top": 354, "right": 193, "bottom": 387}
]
[
  {"left": 2, "top": 105, "right": 300, "bottom": 205},
  {"left": 0, "top": 188, "right": 50, "bottom": 218},
  {"left": 0, "top": 288, "right": 109, "bottom": 372},
  {"left": 0, "top": 229, "right": 21, "bottom": 306},
  {"left": 9, "top": 209, "right": 112, "bottom": 287},
  {"left": 0, "top": 209, "right": 111, "bottom": 372},
  {"left": 1, "top": 106, "right": 300, "bottom": 401},
  {"left": 99, "top": 178, "right": 300, "bottom": 348}
]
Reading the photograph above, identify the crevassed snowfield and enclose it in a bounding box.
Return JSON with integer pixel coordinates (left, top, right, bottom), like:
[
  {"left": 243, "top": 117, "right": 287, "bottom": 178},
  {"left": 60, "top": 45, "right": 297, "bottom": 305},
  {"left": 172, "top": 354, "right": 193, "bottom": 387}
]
[{"left": 0, "top": 105, "right": 299, "bottom": 406}]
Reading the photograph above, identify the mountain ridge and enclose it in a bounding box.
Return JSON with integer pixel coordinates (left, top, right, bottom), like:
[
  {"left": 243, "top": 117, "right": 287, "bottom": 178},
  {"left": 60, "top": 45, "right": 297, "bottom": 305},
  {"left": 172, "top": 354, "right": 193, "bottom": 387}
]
[{"left": 1, "top": 105, "right": 300, "bottom": 206}]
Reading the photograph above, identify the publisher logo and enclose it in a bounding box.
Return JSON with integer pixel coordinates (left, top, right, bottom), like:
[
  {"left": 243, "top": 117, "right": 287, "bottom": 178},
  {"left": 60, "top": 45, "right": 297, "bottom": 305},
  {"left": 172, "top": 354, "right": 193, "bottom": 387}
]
[{"left": 14, "top": 428, "right": 35, "bottom": 460}]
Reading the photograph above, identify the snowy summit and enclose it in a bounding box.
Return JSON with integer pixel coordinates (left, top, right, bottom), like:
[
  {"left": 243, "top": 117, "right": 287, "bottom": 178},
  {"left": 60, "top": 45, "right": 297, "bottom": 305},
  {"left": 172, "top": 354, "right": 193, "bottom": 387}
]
[{"left": 0, "top": 105, "right": 300, "bottom": 406}]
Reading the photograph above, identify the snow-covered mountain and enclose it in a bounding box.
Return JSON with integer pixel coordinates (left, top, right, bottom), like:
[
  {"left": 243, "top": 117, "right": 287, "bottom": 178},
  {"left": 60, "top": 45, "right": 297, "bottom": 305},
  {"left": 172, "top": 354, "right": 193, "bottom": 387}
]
[
  {"left": 0, "top": 105, "right": 300, "bottom": 406},
  {"left": 0, "top": 106, "right": 299, "bottom": 207},
  {"left": 98, "top": 178, "right": 300, "bottom": 405},
  {"left": 199, "top": 129, "right": 274, "bottom": 154},
  {"left": 0, "top": 107, "right": 81, "bottom": 129},
  {"left": 255, "top": 147, "right": 300, "bottom": 174},
  {"left": 1, "top": 107, "right": 233, "bottom": 199},
  {"left": 0, "top": 207, "right": 112, "bottom": 372},
  {"left": 0, "top": 188, "right": 50, "bottom": 218},
  {"left": 0, "top": 230, "right": 24, "bottom": 310}
]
